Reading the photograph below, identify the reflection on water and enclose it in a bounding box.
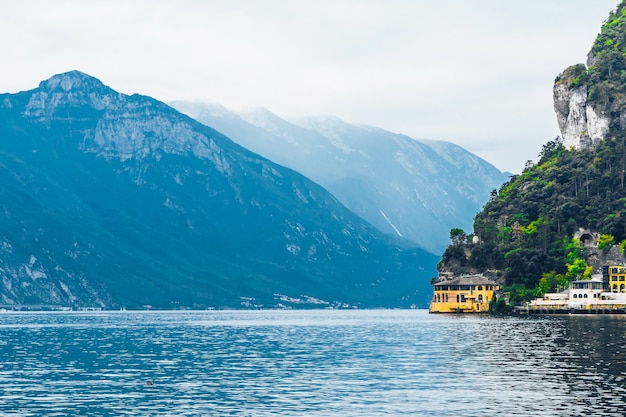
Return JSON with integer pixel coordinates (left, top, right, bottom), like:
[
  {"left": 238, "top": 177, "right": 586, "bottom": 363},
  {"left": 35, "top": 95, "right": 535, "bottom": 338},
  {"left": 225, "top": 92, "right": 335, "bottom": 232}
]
[{"left": 0, "top": 310, "right": 625, "bottom": 416}]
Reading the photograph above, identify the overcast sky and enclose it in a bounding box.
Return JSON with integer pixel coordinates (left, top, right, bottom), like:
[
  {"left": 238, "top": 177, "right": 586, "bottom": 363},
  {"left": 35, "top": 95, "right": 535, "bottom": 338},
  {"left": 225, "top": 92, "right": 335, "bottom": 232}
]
[{"left": 0, "top": 0, "right": 619, "bottom": 173}]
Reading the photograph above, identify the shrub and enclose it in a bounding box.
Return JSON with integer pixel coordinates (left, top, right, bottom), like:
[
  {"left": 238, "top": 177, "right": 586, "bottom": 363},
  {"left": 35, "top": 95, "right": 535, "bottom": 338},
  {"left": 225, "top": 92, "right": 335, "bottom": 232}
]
[{"left": 598, "top": 234, "right": 615, "bottom": 252}]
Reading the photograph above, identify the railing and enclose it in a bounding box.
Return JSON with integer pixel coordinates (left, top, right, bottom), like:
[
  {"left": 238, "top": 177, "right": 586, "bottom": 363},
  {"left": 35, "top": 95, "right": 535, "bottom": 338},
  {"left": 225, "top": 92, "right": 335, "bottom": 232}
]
[{"left": 520, "top": 302, "right": 626, "bottom": 314}]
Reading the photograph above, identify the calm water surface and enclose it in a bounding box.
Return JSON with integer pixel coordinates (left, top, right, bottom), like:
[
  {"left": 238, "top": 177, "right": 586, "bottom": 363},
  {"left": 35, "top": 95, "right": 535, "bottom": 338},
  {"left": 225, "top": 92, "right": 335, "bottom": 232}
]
[{"left": 0, "top": 309, "right": 625, "bottom": 416}]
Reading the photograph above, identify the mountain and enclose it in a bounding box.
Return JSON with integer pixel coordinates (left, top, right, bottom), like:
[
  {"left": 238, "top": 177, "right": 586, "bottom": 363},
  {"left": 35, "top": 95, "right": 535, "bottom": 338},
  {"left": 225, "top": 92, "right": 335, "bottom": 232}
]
[
  {"left": 0, "top": 70, "right": 439, "bottom": 309},
  {"left": 169, "top": 102, "right": 508, "bottom": 254},
  {"left": 437, "top": 0, "right": 626, "bottom": 305}
]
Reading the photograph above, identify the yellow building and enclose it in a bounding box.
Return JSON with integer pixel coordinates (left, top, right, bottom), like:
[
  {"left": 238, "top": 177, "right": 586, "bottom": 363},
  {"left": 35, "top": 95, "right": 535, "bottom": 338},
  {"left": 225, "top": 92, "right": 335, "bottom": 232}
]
[
  {"left": 430, "top": 275, "right": 499, "bottom": 313},
  {"left": 607, "top": 265, "right": 626, "bottom": 294}
]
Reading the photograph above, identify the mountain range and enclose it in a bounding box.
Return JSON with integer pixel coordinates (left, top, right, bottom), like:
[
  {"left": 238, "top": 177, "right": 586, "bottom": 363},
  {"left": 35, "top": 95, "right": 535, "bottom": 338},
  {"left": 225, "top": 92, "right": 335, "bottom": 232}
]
[
  {"left": 170, "top": 101, "right": 509, "bottom": 254},
  {"left": 0, "top": 70, "right": 445, "bottom": 309}
]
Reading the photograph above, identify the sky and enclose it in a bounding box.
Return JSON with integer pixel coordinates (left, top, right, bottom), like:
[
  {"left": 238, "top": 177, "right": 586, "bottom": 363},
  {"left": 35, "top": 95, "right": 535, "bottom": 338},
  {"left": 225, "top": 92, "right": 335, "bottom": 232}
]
[{"left": 0, "top": 0, "right": 620, "bottom": 173}]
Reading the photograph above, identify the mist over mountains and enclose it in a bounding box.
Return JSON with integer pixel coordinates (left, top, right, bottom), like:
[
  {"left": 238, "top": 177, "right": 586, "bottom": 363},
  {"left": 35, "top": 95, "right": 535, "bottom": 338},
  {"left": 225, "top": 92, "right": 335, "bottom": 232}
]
[
  {"left": 0, "top": 70, "right": 447, "bottom": 309},
  {"left": 170, "top": 101, "right": 508, "bottom": 254}
]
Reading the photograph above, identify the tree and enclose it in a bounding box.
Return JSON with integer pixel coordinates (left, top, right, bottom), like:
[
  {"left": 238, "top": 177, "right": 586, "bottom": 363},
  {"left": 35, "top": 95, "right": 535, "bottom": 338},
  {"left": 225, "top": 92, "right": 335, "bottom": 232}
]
[
  {"left": 524, "top": 160, "right": 534, "bottom": 171},
  {"left": 534, "top": 272, "right": 568, "bottom": 297},
  {"left": 539, "top": 137, "right": 564, "bottom": 163},
  {"left": 567, "top": 258, "right": 592, "bottom": 279},
  {"left": 598, "top": 234, "right": 615, "bottom": 252},
  {"left": 449, "top": 228, "right": 466, "bottom": 245}
]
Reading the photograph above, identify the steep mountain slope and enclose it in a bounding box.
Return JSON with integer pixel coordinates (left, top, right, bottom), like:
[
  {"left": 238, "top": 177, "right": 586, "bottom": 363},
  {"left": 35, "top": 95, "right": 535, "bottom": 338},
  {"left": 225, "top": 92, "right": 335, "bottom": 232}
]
[
  {"left": 170, "top": 102, "right": 508, "bottom": 254},
  {"left": 0, "top": 71, "right": 438, "bottom": 309},
  {"left": 437, "top": 0, "right": 626, "bottom": 302}
]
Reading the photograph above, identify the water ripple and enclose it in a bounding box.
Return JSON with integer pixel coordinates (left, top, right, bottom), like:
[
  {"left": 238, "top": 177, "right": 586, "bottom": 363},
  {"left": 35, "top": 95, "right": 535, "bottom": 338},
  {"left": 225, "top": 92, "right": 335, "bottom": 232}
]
[{"left": 0, "top": 310, "right": 625, "bottom": 415}]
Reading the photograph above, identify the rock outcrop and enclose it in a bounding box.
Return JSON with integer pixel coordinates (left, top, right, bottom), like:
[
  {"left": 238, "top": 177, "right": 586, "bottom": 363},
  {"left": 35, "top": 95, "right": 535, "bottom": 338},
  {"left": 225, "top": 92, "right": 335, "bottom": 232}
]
[
  {"left": 553, "top": 1, "right": 626, "bottom": 150},
  {"left": 553, "top": 65, "right": 610, "bottom": 149}
]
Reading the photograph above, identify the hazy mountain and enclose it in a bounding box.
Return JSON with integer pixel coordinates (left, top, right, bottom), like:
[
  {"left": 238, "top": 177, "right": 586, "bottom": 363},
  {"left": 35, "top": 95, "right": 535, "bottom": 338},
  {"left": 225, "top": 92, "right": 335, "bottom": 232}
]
[
  {"left": 0, "top": 70, "right": 438, "bottom": 309},
  {"left": 170, "top": 102, "right": 508, "bottom": 253}
]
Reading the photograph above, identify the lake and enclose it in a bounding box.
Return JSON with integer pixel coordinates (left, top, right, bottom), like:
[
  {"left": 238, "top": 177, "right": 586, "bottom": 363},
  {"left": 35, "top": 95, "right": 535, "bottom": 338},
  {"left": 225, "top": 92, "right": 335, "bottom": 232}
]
[{"left": 0, "top": 309, "right": 624, "bottom": 416}]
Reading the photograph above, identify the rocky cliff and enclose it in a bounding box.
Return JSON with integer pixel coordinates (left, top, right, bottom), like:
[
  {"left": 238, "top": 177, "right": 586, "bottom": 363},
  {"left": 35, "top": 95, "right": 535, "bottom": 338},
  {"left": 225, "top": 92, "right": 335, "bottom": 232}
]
[
  {"left": 553, "top": 65, "right": 611, "bottom": 149},
  {"left": 553, "top": 1, "right": 626, "bottom": 149}
]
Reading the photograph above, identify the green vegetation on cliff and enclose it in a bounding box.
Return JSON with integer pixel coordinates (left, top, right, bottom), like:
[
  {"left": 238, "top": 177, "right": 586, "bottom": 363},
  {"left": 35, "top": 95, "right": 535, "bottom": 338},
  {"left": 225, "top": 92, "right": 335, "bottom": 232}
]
[
  {"left": 586, "top": 1, "right": 626, "bottom": 115},
  {"left": 439, "top": 1, "right": 626, "bottom": 301},
  {"left": 440, "top": 133, "right": 626, "bottom": 300}
]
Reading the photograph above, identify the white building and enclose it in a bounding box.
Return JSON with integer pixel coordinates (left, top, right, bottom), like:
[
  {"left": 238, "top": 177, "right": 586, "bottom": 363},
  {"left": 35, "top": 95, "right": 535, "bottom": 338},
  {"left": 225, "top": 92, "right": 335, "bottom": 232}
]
[{"left": 527, "top": 276, "right": 626, "bottom": 313}]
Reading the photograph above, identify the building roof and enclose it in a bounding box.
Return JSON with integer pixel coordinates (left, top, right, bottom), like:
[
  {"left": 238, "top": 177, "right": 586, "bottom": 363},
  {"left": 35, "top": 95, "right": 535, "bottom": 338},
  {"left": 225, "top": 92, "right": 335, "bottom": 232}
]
[{"left": 433, "top": 275, "right": 497, "bottom": 287}]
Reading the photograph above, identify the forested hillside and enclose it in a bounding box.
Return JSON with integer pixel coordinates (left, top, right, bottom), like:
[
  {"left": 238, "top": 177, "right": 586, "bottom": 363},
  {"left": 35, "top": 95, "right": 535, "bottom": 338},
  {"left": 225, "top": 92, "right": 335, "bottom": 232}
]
[
  {"left": 440, "top": 136, "right": 626, "bottom": 298},
  {"left": 438, "top": 1, "right": 626, "bottom": 302}
]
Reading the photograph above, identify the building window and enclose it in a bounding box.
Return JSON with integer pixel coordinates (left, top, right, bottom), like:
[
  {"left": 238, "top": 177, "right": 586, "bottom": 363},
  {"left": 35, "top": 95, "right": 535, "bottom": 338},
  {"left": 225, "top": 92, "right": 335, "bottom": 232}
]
[
  {"left": 621, "top": 284, "right": 625, "bottom": 293},
  {"left": 478, "top": 294, "right": 483, "bottom": 302},
  {"left": 477, "top": 286, "right": 483, "bottom": 291},
  {"left": 621, "top": 276, "right": 625, "bottom": 282},
  {"left": 573, "top": 294, "right": 577, "bottom": 299},
  {"left": 614, "top": 284, "right": 618, "bottom": 293},
  {"left": 456, "top": 294, "right": 460, "bottom": 303},
  {"left": 583, "top": 294, "right": 588, "bottom": 298}
]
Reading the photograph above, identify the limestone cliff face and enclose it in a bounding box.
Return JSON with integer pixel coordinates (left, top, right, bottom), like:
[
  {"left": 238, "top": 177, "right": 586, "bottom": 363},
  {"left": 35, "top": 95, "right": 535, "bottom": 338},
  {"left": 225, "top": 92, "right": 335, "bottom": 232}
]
[
  {"left": 552, "top": 1, "right": 626, "bottom": 150},
  {"left": 553, "top": 65, "right": 610, "bottom": 149}
]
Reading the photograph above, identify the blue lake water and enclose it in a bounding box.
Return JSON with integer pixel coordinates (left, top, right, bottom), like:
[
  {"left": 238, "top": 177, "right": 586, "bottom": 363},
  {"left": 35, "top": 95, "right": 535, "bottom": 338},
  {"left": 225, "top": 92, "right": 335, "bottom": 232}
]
[{"left": 0, "top": 309, "right": 625, "bottom": 416}]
